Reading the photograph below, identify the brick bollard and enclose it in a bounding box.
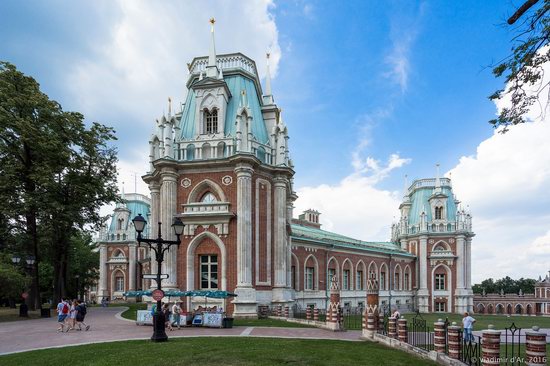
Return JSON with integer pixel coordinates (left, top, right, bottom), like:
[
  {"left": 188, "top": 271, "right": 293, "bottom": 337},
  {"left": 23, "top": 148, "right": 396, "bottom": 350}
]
[
  {"left": 313, "top": 307, "right": 319, "bottom": 321},
  {"left": 434, "top": 319, "right": 446, "bottom": 353},
  {"left": 276, "top": 305, "right": 282, "bottom": 317},
  {"left": 306, "top": 306, "right": 312, "bottom": 320},
  {"left": 447, "top": 323, "right": 462, "bottom": 360},
  {"left": 284, "top": 306, "right": 289, "bottom": 318},
  {"left": 397, "top": 317, "right": 408, "bottom": 343},
  {"left": 481, "top": 325, "right": 501, "bottom": 366},
  {"left": 327, "top": 274, "right": 342, "bottom": 330},
  {"left": 525, "top": 326, "right": 547, "bottom": 366},
  {"left": 388, "top": 317, "right": 397, "bottom": 339}
]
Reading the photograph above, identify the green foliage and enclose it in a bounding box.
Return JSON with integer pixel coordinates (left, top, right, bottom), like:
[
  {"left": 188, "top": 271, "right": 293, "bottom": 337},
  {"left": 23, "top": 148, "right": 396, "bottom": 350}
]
[
  {"left": 472, "top": 276, "right": 537, "bottom": 294},
  {"left": 0, "top": 254, "right": 30, "bottom": 299},
  {"left": 490, "top": 0, "right": 550, "bottom": 130},
  {"left": 0, "top": 61, "right": 119, "bottom": 305}
]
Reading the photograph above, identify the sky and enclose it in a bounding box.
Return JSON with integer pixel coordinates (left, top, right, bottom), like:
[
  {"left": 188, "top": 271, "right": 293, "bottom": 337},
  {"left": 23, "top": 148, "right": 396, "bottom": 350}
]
[{"left": 1, "top": 0, "right": 549, "bottom": 283}]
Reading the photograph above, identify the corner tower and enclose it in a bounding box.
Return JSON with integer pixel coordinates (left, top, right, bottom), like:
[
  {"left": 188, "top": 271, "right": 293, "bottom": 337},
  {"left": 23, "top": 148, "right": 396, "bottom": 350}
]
[
  {"left": 143, "top": 20, "right": 296, "bottom": 317},
  {"left": 392, "top": 172, "right": 474, "bottom": 314}
]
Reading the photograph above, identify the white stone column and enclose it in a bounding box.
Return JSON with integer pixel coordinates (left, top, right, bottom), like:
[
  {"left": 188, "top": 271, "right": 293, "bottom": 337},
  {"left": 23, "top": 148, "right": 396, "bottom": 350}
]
[
  {"left": 233, "top": 163, "right": 257, "bottom": 317},
  {"left": 128, "top": 243, "right": 137, "bottom": 291},
  {"left": 456, "top": 235, "right": 465, "bottom": 289},
  {"left": 235, "top": 164, "right": 253, "bottom": 287},
  {"left": 98, "top": 244, "right": 108, "bottom": 299},
  {"left": 273, "top": 177, "right": 288, "bottom": 287},
  {"left": 417, "top": 235, "right": 429, "bottom": 312},
  {"left": 160, "top": 170, "right": 178, "bottom": 288},
  {"left": 466, "top": 237, "right": 472, "bottom": 289},
  {"left": 286, "top": 201, "right": 293, "bottom": 288},
  {"left": 148, "top": 183, "right": 160, "bottom": 288}
]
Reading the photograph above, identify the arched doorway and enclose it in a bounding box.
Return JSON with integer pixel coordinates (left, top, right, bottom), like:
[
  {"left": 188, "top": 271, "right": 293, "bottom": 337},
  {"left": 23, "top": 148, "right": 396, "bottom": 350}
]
[
  {"left": 515, "top": 304, "right": 523, "bottom": 315},
  {"left": 496, "top": 304, "right": 504, "bottom": 314},
  {"left": 476, "top": 303, "right": 485, "bottom": 314},
  {"left": 526, "top": 304, "right": 533, "bottom": 315}
]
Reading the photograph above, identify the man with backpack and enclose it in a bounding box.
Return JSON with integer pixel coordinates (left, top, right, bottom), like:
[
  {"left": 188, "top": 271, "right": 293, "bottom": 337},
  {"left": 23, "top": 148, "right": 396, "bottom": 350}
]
[
  {"left": 56, "top": 298, "right": 70, "bottom": 332},
  {"left": 75, "top": 299, "right": 90, "bottom": 331}
]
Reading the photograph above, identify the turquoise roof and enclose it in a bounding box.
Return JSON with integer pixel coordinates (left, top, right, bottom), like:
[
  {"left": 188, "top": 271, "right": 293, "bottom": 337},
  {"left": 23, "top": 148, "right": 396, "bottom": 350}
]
[
  {"left": 408, "top": 186, "right": 457, "bottom": 226},
  {"left": 108, "top": 199, "right": 150, "bottom": 233},
  {"left": 291, "top": 223, "right": 413, "bottom": 257},
  {"left": 179, "top": 74, "right": 269, "bottom": 144}
]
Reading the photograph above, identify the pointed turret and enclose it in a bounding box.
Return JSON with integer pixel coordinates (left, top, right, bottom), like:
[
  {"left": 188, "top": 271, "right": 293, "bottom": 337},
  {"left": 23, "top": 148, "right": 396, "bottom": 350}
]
[
  {"left": 263, "top": 53, "right": 274, "bottom": 105},
  {"left": 206, "top": 18, "right": 219, "bottom": 78},
  {"left": 434, "top": 163, "right": 441, "bottom": 193}
]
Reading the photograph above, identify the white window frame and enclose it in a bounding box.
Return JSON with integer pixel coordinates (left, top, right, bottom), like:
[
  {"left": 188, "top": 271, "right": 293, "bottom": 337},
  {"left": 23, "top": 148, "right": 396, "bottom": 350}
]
[
  {"left": 305, "top": 267, "right": 314, "bottom": 290},
  {"left": 435, "top": 273, "right": 446, "bottom": 291},
  {"left": 200, "top": 255, "right": 219, "bottom": 290}
]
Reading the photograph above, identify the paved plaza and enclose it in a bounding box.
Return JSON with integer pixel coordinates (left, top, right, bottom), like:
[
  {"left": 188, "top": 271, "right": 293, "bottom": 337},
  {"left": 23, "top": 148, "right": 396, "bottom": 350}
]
[{"left": 0, "top": 307, "right": 362, "bottom": 355}]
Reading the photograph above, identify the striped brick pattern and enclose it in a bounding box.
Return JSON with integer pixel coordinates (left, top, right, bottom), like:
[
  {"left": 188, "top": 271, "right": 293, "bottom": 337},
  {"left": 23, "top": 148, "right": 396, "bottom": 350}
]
[
  {"left": 481, "top": 326, "right": 501, "bottom": 366},
  {"left": 388, "top": 317, "right": 397, "bottom": 339},
  {"left": 434, "top": 319, "right": 446, "bottom": 353},
  {"left": 306, "top": 307, "right": 312, "bottom": 320},
  {"left": 313, "top": 307, "right": 319, "bottom": 321},
  {"left": 447, "top": 324, "right": 461, "bottom": 360},
  {"left": 284, "top": 306, "right": 289, "bottom": 318},
  {"left": 525, "top": 326, "right": 547, "bottom": 366},
  {"left": 397, "top": 318, "right": 408, "bottom": 343}
]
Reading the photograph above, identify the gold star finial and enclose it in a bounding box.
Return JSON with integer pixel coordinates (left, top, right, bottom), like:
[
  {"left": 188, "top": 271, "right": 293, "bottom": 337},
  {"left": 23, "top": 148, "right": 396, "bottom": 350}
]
[{"left": 209, "top": 17, "right": 216, "bottom": 25}]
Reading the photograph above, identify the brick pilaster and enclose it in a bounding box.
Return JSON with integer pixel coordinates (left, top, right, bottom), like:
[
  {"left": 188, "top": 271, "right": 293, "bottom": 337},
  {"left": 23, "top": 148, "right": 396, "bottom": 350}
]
[
  {"left": 447, "top": 323, "right": 461, "bottom": 360},
  {"left": 397, "top": 317, "right": 408, "bottom": 343},
  {"left": 434, "top": 319, "right": 446, "bottom": 353},
  {"left": 525, "top": 326, "right": 547, "bottom": 366},
  {"left": 481, "top": 325, "right": 501, "bottom": 366},
  {"left": 388, "top": 317, "right": 397, "bottom": 339}
]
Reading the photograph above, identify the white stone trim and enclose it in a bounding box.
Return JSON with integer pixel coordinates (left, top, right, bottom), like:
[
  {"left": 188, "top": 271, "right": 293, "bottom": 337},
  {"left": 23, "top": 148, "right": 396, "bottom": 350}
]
[
  {"left": 431, "top": 263, "right": 452, "bottom": 312},
  {"left": 187, "top": 178, "right": 227, "bottom": 203},
  {"left": 303, "top": 254, "right": 319, "bottom": 290},
  {"left": 355, "top": 260, "right": 366, "bottom": 290},
  {"left": 186, "top": 231, "right": 227, "bottom": 291}
]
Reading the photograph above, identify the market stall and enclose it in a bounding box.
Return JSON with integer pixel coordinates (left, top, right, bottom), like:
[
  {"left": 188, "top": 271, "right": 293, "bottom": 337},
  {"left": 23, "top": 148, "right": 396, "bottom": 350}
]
[{"left": 123, "top": 289, "right": 237, "bottom": 328}]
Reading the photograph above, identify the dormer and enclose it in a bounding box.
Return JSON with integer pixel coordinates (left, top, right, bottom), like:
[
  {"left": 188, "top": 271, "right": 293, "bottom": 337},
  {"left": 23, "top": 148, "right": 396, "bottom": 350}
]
[
  {"left": 192, "top": 78, "right": 231, "bottom": 137},
  {"left": 297, "top": 209, "right": 321, "bottom": 229}
]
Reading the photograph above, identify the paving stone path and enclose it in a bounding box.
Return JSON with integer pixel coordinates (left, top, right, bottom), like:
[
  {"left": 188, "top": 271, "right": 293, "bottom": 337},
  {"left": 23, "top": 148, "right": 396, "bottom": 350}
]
[{"left": 0, "top": 307, "right": 362, "bottom": 355}]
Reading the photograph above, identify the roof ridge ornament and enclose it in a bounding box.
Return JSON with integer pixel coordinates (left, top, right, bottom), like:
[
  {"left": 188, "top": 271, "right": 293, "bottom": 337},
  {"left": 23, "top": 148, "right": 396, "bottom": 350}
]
[{"left": 434, "top": 163, "right": 442, "bottom": 194}]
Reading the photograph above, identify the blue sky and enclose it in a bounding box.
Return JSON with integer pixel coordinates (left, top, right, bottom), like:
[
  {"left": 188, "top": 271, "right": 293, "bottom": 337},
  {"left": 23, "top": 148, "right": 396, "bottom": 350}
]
[{"left": 2, "top": 0, "right": 549, "bottom": 282}]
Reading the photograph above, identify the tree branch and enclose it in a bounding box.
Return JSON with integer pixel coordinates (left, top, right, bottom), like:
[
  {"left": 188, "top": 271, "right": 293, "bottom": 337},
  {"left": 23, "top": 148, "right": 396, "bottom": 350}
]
[{"left": 508, "top": 0, "right": 541, "bottom": 25}]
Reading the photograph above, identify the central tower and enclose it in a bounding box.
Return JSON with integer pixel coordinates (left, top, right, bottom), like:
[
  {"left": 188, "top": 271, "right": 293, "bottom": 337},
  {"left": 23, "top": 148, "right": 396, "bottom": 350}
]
[{"left": 143, "top": 20, "right": 295, "bottom": 317}]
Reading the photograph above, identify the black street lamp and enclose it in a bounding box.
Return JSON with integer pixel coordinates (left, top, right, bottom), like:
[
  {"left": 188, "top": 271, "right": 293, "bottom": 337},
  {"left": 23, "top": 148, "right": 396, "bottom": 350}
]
[
  {"left": 132, "top": 213, "right": 184, "bottom": 342},
  {"left": 75, "top": 274, "right": 80, "bottom": 300}
]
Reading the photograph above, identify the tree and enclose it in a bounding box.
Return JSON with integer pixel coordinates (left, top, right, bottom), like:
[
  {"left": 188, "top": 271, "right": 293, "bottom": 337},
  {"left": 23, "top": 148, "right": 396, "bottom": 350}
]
[
  {"left": 0, "top": 254, "right": 30, "bottom": 302},
  {"left": 490, "top": 0, "right": 550, "bottom": 131},
  {"left": 0, "top": 62, "right": 118, "bottom": 308},
  {"left": 473, "top": 276, "right": 537, "bottom": 294}
]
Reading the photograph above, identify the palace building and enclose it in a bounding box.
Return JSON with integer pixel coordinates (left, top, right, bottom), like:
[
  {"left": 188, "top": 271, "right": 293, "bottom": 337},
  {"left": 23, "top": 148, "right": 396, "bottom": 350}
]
[{"left": 96, "top": 21, "right": 475, "bottom": 317}]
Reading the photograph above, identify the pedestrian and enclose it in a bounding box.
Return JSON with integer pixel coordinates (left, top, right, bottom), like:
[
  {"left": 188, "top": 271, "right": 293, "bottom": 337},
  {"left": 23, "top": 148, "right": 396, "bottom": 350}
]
[
  {"left": 66, "top": 299, "right": 78, "bottom": 332},
  {"left": 75, "top": 300, "right": 90, "bottom": 331},
  {"left": 391, "top": 307, "right": 401, "bottom": 319},
  {"left": 172, "top": 302, "right": 182, "bottom": 330},
  {"left": 56, "top": 298, "right": 70, "bottom": 332},
  {"left": 462, "top": 312, "right": 476, "bottom": 342},
  {"left": 163, "top": 303, "right": 173, "bottom": 331}
]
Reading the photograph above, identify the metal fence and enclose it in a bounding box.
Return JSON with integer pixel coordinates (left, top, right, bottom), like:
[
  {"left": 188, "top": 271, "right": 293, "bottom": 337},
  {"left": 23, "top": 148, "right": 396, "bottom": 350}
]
[
  {"left": 407, "top": 312, "right": 434, "bottom": 352},
  {"left": 341, "top": 306, "right": 364, "bottom": 330},
  {"left": 377, "top": 308, "right": 390, "bottom": 335},
  {"left": 457, "top": 329, "right": 482, "bottom": 366},
  {"left": 503, "top": 323, "right": 524, "bottom": 366}
]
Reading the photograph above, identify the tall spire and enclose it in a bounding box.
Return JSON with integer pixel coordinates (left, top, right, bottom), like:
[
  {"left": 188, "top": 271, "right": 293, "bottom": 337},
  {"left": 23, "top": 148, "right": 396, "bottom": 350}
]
[
  {"left": 168, "top": 97, "right": 172, "bottom": 117},
  {"left": 435, "top": 163, "right": 441, "bottom": 193},
  {"left": 263, "top": 52, "right": 274, "bottom": 105},
  {"left": 403, "top": 174, "right": 410, "bottom": 200},
  {"left": 206, "top": 17, "right": 219, "bottom": 78}
]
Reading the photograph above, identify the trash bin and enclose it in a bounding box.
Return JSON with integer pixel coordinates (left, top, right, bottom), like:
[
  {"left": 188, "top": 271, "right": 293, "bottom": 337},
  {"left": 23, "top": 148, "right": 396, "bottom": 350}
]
[
  {"left": 41, "top": 307, "right": 51, "bottom": 318},
  {"left": 223, "top": 317, "right": 234, "bottom": 328}
]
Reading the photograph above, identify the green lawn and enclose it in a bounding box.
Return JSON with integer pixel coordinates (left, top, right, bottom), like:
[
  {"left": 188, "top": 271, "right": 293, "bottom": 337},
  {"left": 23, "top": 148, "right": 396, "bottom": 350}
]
[
  {"left": 0, "top": 306, "right": 45, "bottom": 322},
  {"left": 0, "top": 337, "right": 436, "bottom": 366},
  {"left": 119, "top": 302, "right": 147, "bottom": 320}
]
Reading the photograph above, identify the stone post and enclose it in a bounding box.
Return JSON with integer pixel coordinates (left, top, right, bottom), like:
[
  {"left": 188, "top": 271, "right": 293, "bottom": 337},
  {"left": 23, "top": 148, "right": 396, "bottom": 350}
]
[
  {"left": 525, "top": 326, "right": 547, "bottom": 366},
  {"left": 447, "top": 323, "right": 461, "bottom": 360},
  {"left": 276, "top": 305, "right": 282, "bottom": 317},
  {"left": 306, "top": 306, "right": 312, "bottom": 320},
  {"left": 481, "top": 325, "right": 501, "bottom": 366},
  {"left": 388, "top": 317, "right": 397, "bottom": 339},
  {"left": 363, "top": 271, "right": 380, "bottom": 339},
  {"left": 313, "top": 307, "right": 319, "bottom": 321},
  {"left": 434, "top": 319, "right": 447, "bottom": 353},
  {"left": 327, "top": 275, "right": 342, "bottom": 330},
  {"left": 98, "top": 244, "right": 108, "bottom": 300},
  {"left": 128, "top": 243, "right": 137, "bottom": 291},
  {"left": 398, "top": 317, "right": 408, "bottom": 343},
  {"left": 233, "top": 164, "right": 257, "bottom": 317}
]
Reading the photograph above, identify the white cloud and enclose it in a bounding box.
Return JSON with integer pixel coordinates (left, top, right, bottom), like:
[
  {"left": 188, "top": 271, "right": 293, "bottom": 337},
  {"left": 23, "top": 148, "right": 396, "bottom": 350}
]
[
  {"left": 295, "top": 153, "right": 410, "bottom": 241},
  {"left": 450, "top": 119, "right": 550, "bottom": 283},
  {"left": 65, "top": 0, "right": 280, "bottom": 195}
]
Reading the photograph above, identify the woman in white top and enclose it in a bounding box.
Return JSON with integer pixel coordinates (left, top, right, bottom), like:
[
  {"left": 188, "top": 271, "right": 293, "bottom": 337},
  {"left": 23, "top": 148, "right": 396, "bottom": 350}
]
[{"left": 66, "top": 300, "right": 77, "bottom": 332}]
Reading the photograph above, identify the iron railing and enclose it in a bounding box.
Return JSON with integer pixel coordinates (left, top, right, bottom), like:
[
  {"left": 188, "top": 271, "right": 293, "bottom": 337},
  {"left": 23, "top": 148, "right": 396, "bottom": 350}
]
[
  {"left": 408, "top": 311, "right": 434, "bottom": 352},
  {"left": 458, "top": 329, "right": 482, "bottom": 366},
  {"left": 341, "top": 306, "right": 363, "bottom": 330}
]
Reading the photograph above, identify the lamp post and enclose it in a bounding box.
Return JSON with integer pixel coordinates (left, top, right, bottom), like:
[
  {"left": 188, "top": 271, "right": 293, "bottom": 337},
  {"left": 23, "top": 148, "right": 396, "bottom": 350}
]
[
  {"left": 75, "top": 274, "right": 80, "bottom": 300},
  {"left": 9, "top": 256, "right": 21, "bottom": 308},
  {"left": 132, "top": 213, "right": 184, "bottom": 342}
]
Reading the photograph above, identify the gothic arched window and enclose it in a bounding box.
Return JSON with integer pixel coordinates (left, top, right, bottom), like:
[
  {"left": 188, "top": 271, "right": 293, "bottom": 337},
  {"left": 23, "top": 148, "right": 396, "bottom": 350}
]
[
  {"left": 204, "top": 108, "right": 218, "bottom": 134},
  {"left": 435, "top": 206, "right": 443, "bottom": 220},
  {"left": 117, "top": 218, "right": 124, "bottom": 230},
  {"left": 200, "top": 192, "right": 218, "bottom": 203}
]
